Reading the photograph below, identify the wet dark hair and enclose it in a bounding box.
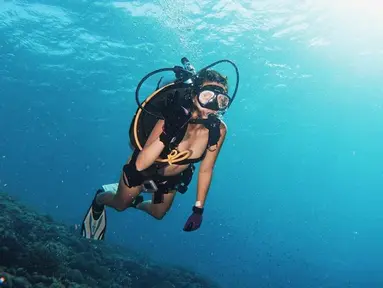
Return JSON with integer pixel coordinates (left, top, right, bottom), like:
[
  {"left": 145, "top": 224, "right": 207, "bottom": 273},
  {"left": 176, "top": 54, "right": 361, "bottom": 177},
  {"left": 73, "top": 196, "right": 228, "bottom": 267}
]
[{"left": 198, "top": 69, "right": 229, "bottom": 92}]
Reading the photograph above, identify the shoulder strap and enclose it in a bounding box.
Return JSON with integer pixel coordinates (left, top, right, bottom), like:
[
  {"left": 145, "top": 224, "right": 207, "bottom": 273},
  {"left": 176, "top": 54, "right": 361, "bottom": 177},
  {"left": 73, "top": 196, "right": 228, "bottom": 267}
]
[{"left": 189, "top": 115, "right": 221, "bottom": 148}]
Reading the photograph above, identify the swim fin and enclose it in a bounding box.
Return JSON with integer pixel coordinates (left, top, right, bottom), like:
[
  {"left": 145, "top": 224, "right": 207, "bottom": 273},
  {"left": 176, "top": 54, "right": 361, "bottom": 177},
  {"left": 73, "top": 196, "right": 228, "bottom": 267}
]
[{"left": 81, "top": 188, "right": 107, "bottom": 240}]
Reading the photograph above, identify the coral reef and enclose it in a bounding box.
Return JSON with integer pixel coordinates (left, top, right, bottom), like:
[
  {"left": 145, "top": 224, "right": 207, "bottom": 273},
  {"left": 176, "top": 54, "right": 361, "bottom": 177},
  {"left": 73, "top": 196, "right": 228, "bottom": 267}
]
[{"left": 0, "top": 192, "right": 220, "bottom": 288}]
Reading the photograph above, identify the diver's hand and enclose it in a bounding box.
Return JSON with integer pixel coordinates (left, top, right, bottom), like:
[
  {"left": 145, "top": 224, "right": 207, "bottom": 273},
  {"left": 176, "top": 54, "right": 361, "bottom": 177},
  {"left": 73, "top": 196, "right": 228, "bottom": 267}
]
[
  {"left": 183, "top": 206, "right": 203, "bottom": 232},
  {"left": 160, "top": 91, "right": 190, "bottom": 146}
]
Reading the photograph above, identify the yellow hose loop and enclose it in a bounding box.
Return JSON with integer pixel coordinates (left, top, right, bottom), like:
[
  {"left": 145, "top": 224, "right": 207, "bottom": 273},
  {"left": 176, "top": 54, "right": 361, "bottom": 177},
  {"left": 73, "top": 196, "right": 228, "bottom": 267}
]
[
  {"left": 156, "top": 149, "right": 192, "bottom": 165},
  {"left": 133, "top": 83, "right": 191, "bottom": 164}
]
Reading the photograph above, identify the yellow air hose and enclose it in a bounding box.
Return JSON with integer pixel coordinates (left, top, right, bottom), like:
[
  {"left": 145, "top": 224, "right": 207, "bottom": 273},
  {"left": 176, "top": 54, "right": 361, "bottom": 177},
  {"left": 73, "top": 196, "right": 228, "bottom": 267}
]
[{"left": 133, "top": 83, "right": 192, "bottom": 165}]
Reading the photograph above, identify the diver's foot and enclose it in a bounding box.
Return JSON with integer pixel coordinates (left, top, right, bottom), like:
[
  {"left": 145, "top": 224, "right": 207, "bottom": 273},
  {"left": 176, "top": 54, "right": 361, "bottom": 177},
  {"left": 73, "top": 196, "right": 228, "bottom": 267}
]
[
  {"left": 91, "top": 189, "right": 105, "bottom": 220},
  {"left": 81, "top": 188, "right": 107, "bottom": 240}
]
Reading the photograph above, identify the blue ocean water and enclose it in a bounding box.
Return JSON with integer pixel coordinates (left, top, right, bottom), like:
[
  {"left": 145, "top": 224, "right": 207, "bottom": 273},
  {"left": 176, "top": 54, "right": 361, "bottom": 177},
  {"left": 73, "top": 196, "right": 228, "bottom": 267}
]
[{"left": 1, "top": 0, "right": 383, "bottom": 287}]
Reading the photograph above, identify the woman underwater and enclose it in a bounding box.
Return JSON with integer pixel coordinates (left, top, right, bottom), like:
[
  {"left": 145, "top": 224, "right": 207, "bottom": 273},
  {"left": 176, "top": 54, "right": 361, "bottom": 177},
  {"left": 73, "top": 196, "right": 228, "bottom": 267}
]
[{"left": 81, "top": 58, "right": 239, "bottom": 240}]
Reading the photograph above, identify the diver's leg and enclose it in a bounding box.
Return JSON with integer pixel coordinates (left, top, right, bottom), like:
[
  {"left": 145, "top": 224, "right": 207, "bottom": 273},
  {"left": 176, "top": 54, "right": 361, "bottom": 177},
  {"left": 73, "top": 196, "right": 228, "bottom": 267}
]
[
  {"left": 81, "top": 157, "right": 143, "bottom": 240},
  {"left": 95, "top": 169, "right": 142, "bottom": 212},
  {"left": 136, "top": 191, "right": 176, "bottom": 220}
]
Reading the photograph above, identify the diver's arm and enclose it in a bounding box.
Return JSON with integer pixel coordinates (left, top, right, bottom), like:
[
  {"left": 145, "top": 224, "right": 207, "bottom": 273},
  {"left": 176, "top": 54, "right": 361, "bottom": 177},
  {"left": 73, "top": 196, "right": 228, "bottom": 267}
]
[
  {"left": 135, "top": 119, "right": 165, "bottom": 171},
  {"left": 196, "top": 122, "right": 227, "bottom": 207},
  {"left": 183, "top": 122, "right": 227, "bottom": 232}
]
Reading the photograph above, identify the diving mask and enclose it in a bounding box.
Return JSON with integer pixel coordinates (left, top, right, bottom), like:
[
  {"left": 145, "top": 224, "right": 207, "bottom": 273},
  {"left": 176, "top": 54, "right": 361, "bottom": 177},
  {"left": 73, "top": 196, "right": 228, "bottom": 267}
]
[{"left": 197, "top": 85, "right": 231, "bottom": 112}]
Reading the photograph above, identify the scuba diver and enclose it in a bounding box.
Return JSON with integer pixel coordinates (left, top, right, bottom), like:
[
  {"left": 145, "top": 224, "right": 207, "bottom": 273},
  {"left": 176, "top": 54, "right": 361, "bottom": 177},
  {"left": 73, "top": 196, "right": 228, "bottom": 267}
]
[{"left": 81, "top": 58, "right": 239, "bottom": 240}]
